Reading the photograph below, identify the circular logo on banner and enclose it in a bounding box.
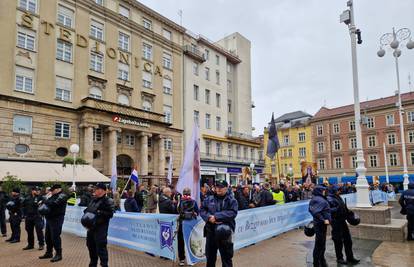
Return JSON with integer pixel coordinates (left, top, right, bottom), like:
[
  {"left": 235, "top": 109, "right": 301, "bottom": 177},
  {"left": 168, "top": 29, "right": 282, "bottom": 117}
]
[
  {"left": 113, "top": 116, "right": 120, "bottom": 122},
  {"left": 189, "top": 220, "right": 206, "bottom": 259}
]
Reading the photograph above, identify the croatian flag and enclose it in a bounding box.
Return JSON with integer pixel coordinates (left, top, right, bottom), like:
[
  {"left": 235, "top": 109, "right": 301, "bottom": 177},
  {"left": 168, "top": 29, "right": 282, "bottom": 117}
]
[
  {"left": 131, "top": 169, "right": 139, "bottom": 185},
  {"left": 110, "top": 156, "right": 117, "bottom": 193},
  {"left": 176, "top": 123, "right": 201, "bottom": 205}
]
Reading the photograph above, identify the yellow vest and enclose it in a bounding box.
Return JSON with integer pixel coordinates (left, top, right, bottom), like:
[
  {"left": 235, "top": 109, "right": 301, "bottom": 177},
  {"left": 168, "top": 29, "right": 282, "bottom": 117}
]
[
  {"left": 67, "top": 192, "right": 77, "bottom": 206},
  {"left": 272, "top": 191, "right": 285, "bottom": 204}
]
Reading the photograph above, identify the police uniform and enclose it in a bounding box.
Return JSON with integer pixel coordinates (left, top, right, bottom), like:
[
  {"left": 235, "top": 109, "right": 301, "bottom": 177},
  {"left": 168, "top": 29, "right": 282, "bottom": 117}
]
[
  {"left": 399, "top": 182, "right": 414, "bottom": 241},
  {"left": 22, "top": 186, "right": 45, "bottom": 250},
  {"left": 84, "top": 183, "right": 115, "bottom": 267},
  {"left": 308, "top": 185, "right": 331, "bottom": 267},
  {"left": 6, "top": 188, "right": 22, "bottom": 243},
  {"left": 200, "top": 180, "right": 238, "bottom": 267},
  {"left": 0, "top": 189, "right": 9, "bottom": 236},
  {"left": 39, "top": 184, "right": 67, "bottom": 262}
]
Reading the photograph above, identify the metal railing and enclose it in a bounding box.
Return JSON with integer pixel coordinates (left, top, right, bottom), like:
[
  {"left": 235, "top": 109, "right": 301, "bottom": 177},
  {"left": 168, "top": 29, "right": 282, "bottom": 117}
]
[
  {"left": 225, "top": 131, "right": 257, "bottom": 141},
  {"left": 200, "top": 152, "right": 264, "bottom": 165}
]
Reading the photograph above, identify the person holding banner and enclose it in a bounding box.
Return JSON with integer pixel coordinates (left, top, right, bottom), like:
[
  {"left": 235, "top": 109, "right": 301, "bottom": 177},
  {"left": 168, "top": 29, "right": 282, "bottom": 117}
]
[{"left": 200, "top": 180, "right": 238, "bottom": 267}]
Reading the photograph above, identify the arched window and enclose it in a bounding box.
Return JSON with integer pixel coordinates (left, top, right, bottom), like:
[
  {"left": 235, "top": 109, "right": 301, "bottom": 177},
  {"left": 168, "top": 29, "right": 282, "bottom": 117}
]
[
  {"left": 142, "top": 100, "right": 152, "bottom": 111},
  {"left": 89, "top": 86, "right": 103, "bottom": 99},
  {"left": 118, "top": 94, "right": 130, "bottom": 106}
]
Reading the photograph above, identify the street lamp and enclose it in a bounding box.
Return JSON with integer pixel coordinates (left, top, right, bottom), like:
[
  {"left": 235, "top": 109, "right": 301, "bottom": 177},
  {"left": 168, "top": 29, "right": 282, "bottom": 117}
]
[
  {"left": 70, "top": 144, "right": 80, "bottom": 190},
  {"left": 377, "top": 28, "right": 413, "bottom": 190},
  {"left": 340, "top": 0, "right": 371, "bottom": 207}
]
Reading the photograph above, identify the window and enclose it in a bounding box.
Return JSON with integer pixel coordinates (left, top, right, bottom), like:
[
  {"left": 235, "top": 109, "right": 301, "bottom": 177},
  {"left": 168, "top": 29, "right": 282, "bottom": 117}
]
[
  {"left": 193, "top": 85, "right": 199, "bottom": 101},
  {"left": 95, "top": 0, "right": 103, "bottom": 5},
  {"left": 215, "top": 71, "right": 220, "bottom": 85},
  {"left": 90, "top": 20, "right": 104, "bottom": 40},
  {"left": 228, "top": 121, "right": 232, "bottom": 134},
  {"left": 318, "top": 159, "right": 326, "bottom": 170},
  {"left": 216, "top": 93, "right": 221, "bottom": 108},
  {"left": 193, "top": 62, "right": 199, "bottom": 75},
  {"left": 386, "top": 114, "right": 395, "bottom": 126},
  {"left": 410, "top": 152, "right": 414, "bottom": 165},
  {"left": 57, "top": 5, "right": 74, "bottom": 28},
  {"left": 317, "top": 142, "right": 324, "bottom": 152},
  {"left": 90, "top": 52, "right": 104, "bottom": 72},
  {"left": 316, "top": 125, "right": 323, "bottom": 136},
  {"left": 409, "top": 131, "right": 414, "bottom": 143},
  {"left": 163, "top": 78, "right": 172, "bottom": 94},
  {"left": 389, "top": 153, "right": 398, "bottom": 166},
  {"left": 56, "top": 40, "right": 72, "bottom": 62},
  {"left": 17, "top": 29, "right": 35, "bottom": 51},
  {"left": 119, "top": 5, "right": 129, "bottom": 18},
  {"left": 227, "top": 63, "right": 232, "bottom": 73},
  {"left": 142, "top": 71, "right": 152, "bottom": 88},
  {"left": 333, "top": 123, "right": 340, "bottom": 134},
  {"left": 163, "top": 138, "right": 173, "bottom": 150},
  {"left": 283, "top": 135, "right": 289, "bottom": 145},
  {"left": 244, "top": 147, "right": 248, "bottom": 159},
  {"left": 298, "top": 132, "right": 306, "bottom": 142},
  {"left": 216, "top": 116, "right": 221, "bottom": 131},
  {"left": 334, "top": 157, "right": 342, "bottom": 169},
  {"left": 216, "top": 55, "right": 220, "bottom": 65},
  {"left": 349, "top": 137, "right": 357, "bottom": 149},
  {"left": 55, "top": 122, "right": 70, "bottom": 138},
  {"left": 333, "top": 140, "right": 341, "bottom": 151},
  {"left": 118, "top": 63, "right": 129, "bottom": 81},
  {"left": 143, "top": 18, "right": 152, "bottom": 30},
  {"left": 143, "top": 43, "right": 152, "bottom": 60},
  {"left": 126, "top": 134, "right": 135, "bottom": 146},
  {"left": 205, "top": 89, "right": 210, "bottom": 104},
  {"left": 15, "top": 66, "right": 34, "bottom": 93},
  {"left": 19, "top": 0, "right": 37, "bottom": 13},
  {"left": 251, "top": 148, "right": 255, "bottom": 160},
  {"left": 407, "top": 111, "right": 414, "bottom": 123},
  {"left": 369, "top": 155, "right": 378, "bottom": 167},
  {"left": 89, "top": 87, "right": 102, "bottom": 100},
  {"left": 299, "top": 147, "right": 306, "bottom": 158},
  {"left": 142, "top": 100, "right": 152, "bottom": 111},
  {"left": 387, "top": 133, "right": 396, "bottom": 145},
  {"left": 368, "top": 136, "right": 376, "bottom": 147},
  {"left": 55, "top": 76, "right": 72, "bottom": 102},
  {"left": 147, "top": 137, "right": 152, "bottom": 147},
  {"left": 228, "top": 144, "right": 233, "bottom": 159},
  {"left": 367, "top": 117, "right": 375, "bottom": 128},
  {"left": 205, "top": 114, "right": 211, "bottom": 129},
  {"left": 13, "top": 115, "right": 32, "bottom": 134},
  {"left": 93, "top": 128, "right": 102, "bottom": 142},
  {"left": 351, "top": 156, "right": 357, "bottom": 168},
  {"left": 162, "top": 53, "right": 172, "bottom": 69},
  {"left": 163, "top": 105, "right": 172, "bottom": 123},
  {"left": 117, "top": 94, "right": 129, "bottom": 106},
  {"left": 193, "top": 110, "right": 199, "bottom": 125},
  {"left": 118, "top": 32, "right": 129, "bottom": 51},
  {"left": 288, "top": 149, "right": 293, "bottom": 157},
  {"left": 117, "top": 132, "right": 122, "bottom": 144},
  {"left": 216, "top": 142, "right": 222, "bottom": 157},
  {"left": 349, "top": 120, "right": 355, "bottom": 131},
  {"left": 236, "top": 145, "right": 241, "bottom": 159},
  {"left": 227, "top": 80, "right": 232, "bottom": 91},
  {"left": 206, "top": 141, "right": 211, "bottom": 156},
  {"left": 162, "top": 29, "right": 172, "bottom": 40},
  {"left": 204, "top": 49, "right": 209, "bottom": 60},
  {"left": 205, "top": 67, "right": 210, "bottom": 80},
  {"left": 228, "top": 100, "right": 232, "bottom": 113}
]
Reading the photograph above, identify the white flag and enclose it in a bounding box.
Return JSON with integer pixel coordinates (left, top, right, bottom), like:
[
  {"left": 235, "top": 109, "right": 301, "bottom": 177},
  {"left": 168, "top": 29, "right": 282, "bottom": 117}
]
[{"left": 167, "top": 152, "right": 173, "bottom": 185}]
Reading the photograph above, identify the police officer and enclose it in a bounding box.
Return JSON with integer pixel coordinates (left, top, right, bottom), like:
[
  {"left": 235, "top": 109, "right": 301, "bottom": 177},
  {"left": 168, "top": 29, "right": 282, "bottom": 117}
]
[
  {"left": 6, "top": 188, "right": 22, "bottom": 243},
  {"left": 308, "top": 185, "right": 331, "bottom": 267},
  {"left": 67, "top": 188, "right": 77, "bottom": 206},
  {"left": 200, "top": 180, "right": 238, "bottom": 267},
  {"left": 327, "top": 185, "right": 360, "bottom": 265},
  {"left": 0, "top": 185, "right": 9, "bottom": 237},
  {"left": 22, "top": 186, "right": 45, "bottom": 250},
  {"left": 84, "top": 183, "right": 115, "bottom": 267},
  {"left": 39, "top": 184, "right": 67, "bottom": 262},
  {"left": 399, "top": 182, "right": 414, "bottom": 241}
]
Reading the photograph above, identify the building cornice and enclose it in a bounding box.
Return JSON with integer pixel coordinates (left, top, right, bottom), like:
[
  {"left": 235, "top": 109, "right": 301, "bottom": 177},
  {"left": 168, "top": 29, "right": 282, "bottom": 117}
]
[{"left": 202, "top": 134, "right": 261, "bottom": 148}]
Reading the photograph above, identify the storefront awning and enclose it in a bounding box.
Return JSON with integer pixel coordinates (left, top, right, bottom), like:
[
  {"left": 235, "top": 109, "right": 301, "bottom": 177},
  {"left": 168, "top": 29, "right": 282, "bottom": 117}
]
[{"left": 0, "top": 161, "right": 110, "bottom": 183}]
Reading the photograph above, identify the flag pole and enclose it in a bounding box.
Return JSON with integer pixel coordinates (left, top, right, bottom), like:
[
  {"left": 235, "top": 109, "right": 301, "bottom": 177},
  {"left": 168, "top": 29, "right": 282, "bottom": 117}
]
[
  {"left": 121, "top": 175, "right": 132, "bottom": 195},
  {"left": 276, "top": 151, "right": 281, "bottom": 185}
]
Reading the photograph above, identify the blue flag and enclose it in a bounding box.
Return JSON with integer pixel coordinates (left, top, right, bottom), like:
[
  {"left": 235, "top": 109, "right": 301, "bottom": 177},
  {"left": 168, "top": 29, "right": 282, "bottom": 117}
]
[
  {"left": 131, "top": 169, "right": 139, "bottom": 185},
  {"left": 266, "top": 113, "right": 280, "bottom": 159}
]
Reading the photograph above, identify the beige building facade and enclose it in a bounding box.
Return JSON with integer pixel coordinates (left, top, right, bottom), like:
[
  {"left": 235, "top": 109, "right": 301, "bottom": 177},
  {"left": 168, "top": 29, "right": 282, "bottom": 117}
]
[{"left": 0, "top": 0, "right": 185, "bottom": 182}]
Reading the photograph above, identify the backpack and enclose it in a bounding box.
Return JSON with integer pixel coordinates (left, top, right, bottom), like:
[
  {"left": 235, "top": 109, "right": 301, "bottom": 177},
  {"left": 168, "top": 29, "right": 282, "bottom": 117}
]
[{"left": 179, "top": 199, "right": 196, "bottom": 220}]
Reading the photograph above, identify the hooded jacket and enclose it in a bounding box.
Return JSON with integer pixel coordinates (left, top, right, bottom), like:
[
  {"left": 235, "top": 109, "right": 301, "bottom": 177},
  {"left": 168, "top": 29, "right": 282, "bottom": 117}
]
[
  {"left": 399, "top": 183, "right": 414, "bottom": 216},
  {"left": 309, "top": 185, "right": 331, "bottom": 224},
  {"left": 327, "top": 185, "right": 348, "bottom": 222}
]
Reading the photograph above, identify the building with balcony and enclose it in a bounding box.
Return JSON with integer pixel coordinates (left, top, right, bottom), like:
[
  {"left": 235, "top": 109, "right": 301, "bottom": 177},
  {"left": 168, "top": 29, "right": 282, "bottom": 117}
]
[
  {"left": 182, "top": 31, "right": 262, "bottom": 185},
  {"left": 0, "top": 0, "right": 185, "bottom": 183},
  {"left": 311, "top": 92, "right": 414, "bottom": 184},
  {"left": 264, "top": 111, "right": 313, "bottom": 182}
]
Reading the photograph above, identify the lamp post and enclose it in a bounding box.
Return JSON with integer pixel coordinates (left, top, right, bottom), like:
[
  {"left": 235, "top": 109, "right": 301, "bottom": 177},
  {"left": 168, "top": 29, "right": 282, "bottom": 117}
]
[
  {"left": 340, "top": 0, "right": 371, "bottom": 207},
  {"left": 250, "top": 162, "right": 255, "bottom": 183},
  {"left": 383, "top": 142, "right": 390, "bottom": 184},
  {"left": 288, "top": 166, "right": 293, "bottom": 186},
  {"left": 70, "top": 144, "right": 80, "bottom": 190},
  {"left": 377, "top": 28, "right": 414, "bottom": 190}
]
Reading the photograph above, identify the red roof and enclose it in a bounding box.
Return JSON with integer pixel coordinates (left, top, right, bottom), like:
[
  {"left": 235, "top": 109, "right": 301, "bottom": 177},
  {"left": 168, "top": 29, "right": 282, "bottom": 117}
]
[{"left": 313, "top": 91, "right": 414, "bottom": 120}]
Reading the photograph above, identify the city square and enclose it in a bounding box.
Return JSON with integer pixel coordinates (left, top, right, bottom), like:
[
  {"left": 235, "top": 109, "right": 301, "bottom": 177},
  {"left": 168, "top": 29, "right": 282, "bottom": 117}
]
[{"left": 0, "top": 0, "right": 414, "bottom": 266}]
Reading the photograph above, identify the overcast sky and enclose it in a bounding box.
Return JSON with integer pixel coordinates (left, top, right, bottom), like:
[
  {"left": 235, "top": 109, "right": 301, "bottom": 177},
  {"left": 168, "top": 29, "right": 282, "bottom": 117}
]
[{"left": 140, "top": 0, "right": 414, "bottom": 135}]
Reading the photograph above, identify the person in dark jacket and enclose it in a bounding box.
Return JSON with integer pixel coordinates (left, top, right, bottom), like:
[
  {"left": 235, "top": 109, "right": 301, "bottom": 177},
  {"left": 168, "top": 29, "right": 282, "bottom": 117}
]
[
  {"left": 236, "top": 185, "right": 250, "bottom": 210},
  {"left": 0, "top": 186, "right": 9, "bottom": 237},
  {"left": 399, "top": 182, "right": 414, "bottom": 241},
  {"left": 258, "top": 183, "right": 276, "bottom": 207},
  {"left": 158, "top": 187, "right": 177, "bottom": 214},
  {"left": 285, "top": 185, "right": 299, "bottom": 203},
  {"left": 200, "top": 180, "right": 238, "bottom": 267},
  {"left": 22, "top": 186, "right": 45, "bottom": 250},
  {"left": 134, "top": 185, "right": 147, "bottom": 212},
  {"left": 309, "top": 185, "right": 331, "bottom": 267},
  {"left": 6, "top": 188, "right": 23, "bottom": 243},
  {"left": 39, "top": 184, "right": 67, "bottom": 262},
  {"left": 79, "top": 186, "right": 93, "bottom": 207},
  {"left": 327, "top": 185, "right": 360, "bottom": 265},
  {"left": 124, "top": 191, "right": 139, "bottom": 212},
  {"left": 84, "top": 183, "right": 115, "bottom": 267}
]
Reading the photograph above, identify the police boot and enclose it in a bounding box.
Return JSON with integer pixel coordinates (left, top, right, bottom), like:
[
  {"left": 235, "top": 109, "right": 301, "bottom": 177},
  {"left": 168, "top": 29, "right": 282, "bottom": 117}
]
[
  {"left": 39, "top": 252, "right": 53, "bottom": 259},
  {"left": 50, "top": 251, "right": 62, "bottom": 263}
]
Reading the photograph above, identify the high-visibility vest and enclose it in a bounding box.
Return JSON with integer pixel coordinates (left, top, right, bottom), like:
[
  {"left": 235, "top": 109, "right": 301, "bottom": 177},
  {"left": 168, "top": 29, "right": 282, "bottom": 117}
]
[
  {"left": 67, "top": 192, "right": 77, "bottom": 206},
  {"left": 272, "top": 191, "right": 285, "bottom": 204}
]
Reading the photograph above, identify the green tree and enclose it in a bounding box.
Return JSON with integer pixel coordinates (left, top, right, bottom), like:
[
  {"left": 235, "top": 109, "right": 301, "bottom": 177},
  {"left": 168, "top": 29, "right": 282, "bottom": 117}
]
[
  {"left": 62, "top": 157, "right": 88, "bottom": 167},
  {"left": 1, "top": 174, "right": 26, "bottom": 195}
]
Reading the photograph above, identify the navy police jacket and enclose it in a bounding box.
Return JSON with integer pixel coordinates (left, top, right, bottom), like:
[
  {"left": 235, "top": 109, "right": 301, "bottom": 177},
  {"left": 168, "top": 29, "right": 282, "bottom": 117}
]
[
  {"left": 327, "top": 185, "right": 347, "bottom": 223},
  {"left": 200, "top": 191, "right": 238, "bottom": 233},
  {"left": 309, "top": 185, "right": 331, "bottom": 224},
  {"left": 399, "top": 183, "right": 414, "bottom": 216}
]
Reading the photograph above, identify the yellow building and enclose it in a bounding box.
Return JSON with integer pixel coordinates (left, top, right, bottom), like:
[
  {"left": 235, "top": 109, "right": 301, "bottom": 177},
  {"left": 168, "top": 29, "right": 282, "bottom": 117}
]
[{"left": 264, "top": 111, "right": 313, "bottom": 182}]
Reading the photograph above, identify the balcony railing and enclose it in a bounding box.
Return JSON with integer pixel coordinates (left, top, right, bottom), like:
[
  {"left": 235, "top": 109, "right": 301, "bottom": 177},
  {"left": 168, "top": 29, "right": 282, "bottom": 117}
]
[
  {"left": 200, "top": 152, "right": 264, "bottom": 165},
  {"left": 183, "top": 45, "right": 205, "bottom": 63},
  {"left": 225, "top": 131, "right": 258, "bottom": 142}
]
